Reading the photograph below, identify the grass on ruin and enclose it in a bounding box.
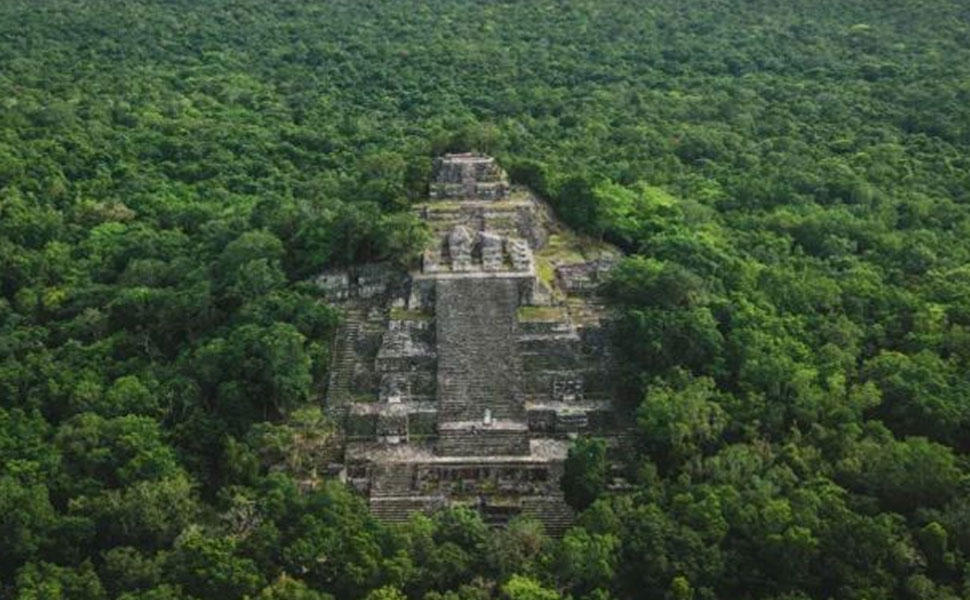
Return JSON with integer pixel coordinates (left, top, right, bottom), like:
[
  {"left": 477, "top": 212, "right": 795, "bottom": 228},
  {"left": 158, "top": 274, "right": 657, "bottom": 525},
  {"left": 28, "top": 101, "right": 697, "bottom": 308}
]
[
  {"left": 535, "top": 256, "right": 566, "bottom": 303},
  {"left": 518, "top": 305, "right": 567, "bottom": 322},
  {"left": 537, "top": 257, "right": 557, "bottom": 287},
  {"left": 417, "top": 201, "right": 464, "bottom": 212},
  {"left": 539, "top": 230, "right": 614, "bottom": 264},
  {"left": 390, "top": 307, "right": 433, "bottom": 321},
  {"left": 414, "top": 191, "right": 531, "bottom": 212}
]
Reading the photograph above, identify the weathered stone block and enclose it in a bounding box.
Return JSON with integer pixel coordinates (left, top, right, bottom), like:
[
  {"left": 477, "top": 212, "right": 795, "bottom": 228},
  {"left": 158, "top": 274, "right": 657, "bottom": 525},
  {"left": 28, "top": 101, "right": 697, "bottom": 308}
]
[
  {"left": 429, "top": 153, "right": 510, "bottom": 202},
  {"left": 480, "top": 231, "right": 504, "bottom": 271}
]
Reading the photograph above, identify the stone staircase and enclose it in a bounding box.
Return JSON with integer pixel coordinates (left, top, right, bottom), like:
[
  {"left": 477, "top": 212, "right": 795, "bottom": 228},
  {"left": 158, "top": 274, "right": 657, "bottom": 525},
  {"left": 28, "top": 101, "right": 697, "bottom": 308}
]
[
  {"left": 566, "top": 297, "right": 608, "bottom": 326},
  {"left": 359, "top": 307, "right": 390, "bottom": 346},
  {"left": 481, "top": 503, "right": 522, "bottom": 527},
  {"left": 420, "top": 204, "right": 486, "bottom": 234},
  {"left": 435, "top": 277, "right": 525, "bottom": 424},
  {"left": 521, "top": 496, "right": 575, "bottom": 536},
  {"left": 370, "top": 496, "right": 440, "bottom": 523},
  {"left": 370, "top": 463, "right": 415, "bottom": 497},
  {"left": 437, "top": 428, "right": 530, "bottom": 456},
  {"left": 326, "top": 307, "right": 366, "bottom": 412},
  {"left": 439, "top": 373, "right": 523, "bottom": 422}
]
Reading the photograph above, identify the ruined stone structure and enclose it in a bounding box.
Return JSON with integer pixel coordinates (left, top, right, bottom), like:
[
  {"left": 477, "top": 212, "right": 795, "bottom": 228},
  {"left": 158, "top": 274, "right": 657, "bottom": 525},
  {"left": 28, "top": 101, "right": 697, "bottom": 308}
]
[{"left": 318, "top": 153, "right": 621, "bottom": 533}]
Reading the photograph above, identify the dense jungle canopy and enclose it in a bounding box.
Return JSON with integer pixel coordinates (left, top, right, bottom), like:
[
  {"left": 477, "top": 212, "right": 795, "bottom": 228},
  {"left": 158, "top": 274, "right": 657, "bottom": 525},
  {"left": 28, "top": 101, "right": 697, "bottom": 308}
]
[{"left": 2, "top": 0, "right": 970, "bottom": 598}]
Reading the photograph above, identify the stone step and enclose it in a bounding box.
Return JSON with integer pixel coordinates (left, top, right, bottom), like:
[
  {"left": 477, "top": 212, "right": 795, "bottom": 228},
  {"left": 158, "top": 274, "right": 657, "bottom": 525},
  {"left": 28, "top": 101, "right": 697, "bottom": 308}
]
[
  {"left": 369, "top": 496, "right": 440, "bottom": 523},
  {"left": 437, "top": 428, "right": 531, "bottom": 457},
  {"left": 481, "top": 503, "right": 522, "bottom": 527},
  {"left": 326, "top": 309, "right": 368, "bottom": 407},
  {"left": 370, "top": 464, "right": 416, "bottom": 497},
  {"left": 438, "top": 388, "right": 524, "bottom": 416},
  {"left": 520, "top": 496, "right": 575, "bottom": 537},
  {"left": 557, "top": 412, "right": 589, "bottom": 430},
  {"left": 435, "top": 276, "right": 524, "bottom": 423},
  {"left": 440, "top": 404, "right": 524, "bottom": 422}
]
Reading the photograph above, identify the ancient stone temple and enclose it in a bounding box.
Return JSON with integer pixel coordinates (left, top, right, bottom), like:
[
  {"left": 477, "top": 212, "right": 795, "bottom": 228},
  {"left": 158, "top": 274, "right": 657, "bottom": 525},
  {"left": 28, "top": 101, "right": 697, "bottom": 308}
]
[{"left": 317, "top": 153, "right": 621, "bottom": 533}]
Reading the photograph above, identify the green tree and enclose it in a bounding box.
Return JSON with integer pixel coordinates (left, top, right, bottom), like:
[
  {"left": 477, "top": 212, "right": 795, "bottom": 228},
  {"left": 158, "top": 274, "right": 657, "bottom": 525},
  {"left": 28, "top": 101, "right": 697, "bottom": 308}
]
[
  {"left": 554, "top": 528, "right": 618, "bottom": 595},
  {"left": 15, "top": 561, "right": 105, "bottom": 600},
  {"left": 100, "top": 546, "right": 165, "bottom": 598},
  {"left": 501, "top": 575, "right": 562, "bottom": 600},
  {"left": 488, "top": 517, "right": 551, "bottom": 579},
  {"left": 562, "top": 438, "right": 608, "bottom": 511},
  {"left": 0, "top": 477, "right": 58, "bottom": 574},
  {"left": 637, "top": 374, "right": 727, "bottom": 469},
  {"left": 253, "top": 575, "right": 334, "bottom": 600},
  {"left": 842, "top": 434, "right": 961, "bottom": 514},
  {"left": 364, "top": 586, "right": 408, "bottom": 600},
  {"left": 167, "top": 527, "right": 265, "bottom": 599}
]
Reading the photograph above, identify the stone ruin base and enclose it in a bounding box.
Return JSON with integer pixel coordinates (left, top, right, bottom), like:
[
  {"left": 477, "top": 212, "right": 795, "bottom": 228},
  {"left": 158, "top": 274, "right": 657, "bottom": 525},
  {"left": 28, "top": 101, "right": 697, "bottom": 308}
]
[{"left": 346, "top": 439, "right": 575, "bottom": 534}]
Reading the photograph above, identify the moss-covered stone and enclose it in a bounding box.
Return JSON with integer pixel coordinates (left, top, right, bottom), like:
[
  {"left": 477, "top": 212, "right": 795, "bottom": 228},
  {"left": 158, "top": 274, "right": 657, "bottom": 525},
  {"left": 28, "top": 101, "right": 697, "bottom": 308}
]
[{"left": 517, "top": 305, "right": 567, "bottom": 322}]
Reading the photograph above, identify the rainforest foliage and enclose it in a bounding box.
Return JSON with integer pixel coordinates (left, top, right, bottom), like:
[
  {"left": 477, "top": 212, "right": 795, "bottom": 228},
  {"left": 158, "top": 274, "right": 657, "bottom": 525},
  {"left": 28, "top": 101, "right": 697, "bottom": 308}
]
[{"left": 2, "top": 0, "right": 970, "bottom": 598}]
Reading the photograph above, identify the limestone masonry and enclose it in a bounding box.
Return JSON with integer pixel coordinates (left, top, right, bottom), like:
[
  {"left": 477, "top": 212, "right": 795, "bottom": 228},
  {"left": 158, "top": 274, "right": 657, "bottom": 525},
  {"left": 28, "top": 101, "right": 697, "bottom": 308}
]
[{"left": 317, "top": 153, "right": 623, "bottom": 533}]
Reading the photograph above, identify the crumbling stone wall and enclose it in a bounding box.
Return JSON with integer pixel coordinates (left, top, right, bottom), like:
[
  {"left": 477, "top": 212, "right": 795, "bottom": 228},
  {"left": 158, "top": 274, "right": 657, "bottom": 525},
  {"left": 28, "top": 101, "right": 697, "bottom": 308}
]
[{"left": 429, "top": 153, "right": 510, "bottom": 201}]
